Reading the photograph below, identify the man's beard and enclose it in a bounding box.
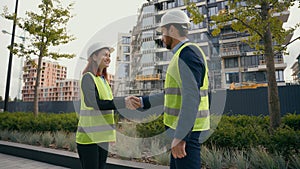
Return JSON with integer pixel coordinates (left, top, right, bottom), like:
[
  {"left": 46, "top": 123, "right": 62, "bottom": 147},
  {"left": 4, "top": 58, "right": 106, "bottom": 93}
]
[{"left": 165, "top": 36, "right": 173, "bottom": 50}]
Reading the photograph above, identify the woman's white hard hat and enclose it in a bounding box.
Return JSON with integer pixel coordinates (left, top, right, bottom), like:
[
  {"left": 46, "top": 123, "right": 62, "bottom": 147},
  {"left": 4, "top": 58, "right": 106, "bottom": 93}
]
[{"left": 87, "top": 42, "right": 115, "bottom": 58}]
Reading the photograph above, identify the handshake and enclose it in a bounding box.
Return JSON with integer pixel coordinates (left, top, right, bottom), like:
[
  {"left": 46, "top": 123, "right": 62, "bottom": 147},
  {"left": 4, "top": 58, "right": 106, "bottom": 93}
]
[{"left": 125, "top": 96, "right": 142, "bottom": 110}]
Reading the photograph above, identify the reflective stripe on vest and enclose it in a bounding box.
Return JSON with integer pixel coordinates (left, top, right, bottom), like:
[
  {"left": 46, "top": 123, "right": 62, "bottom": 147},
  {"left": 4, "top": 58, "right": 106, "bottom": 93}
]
[
  {"left": 164, "top": 43, "right": 210, "bottom": 131},
  {"left": 76, "top": 72, "right": 116, "bottom": 144}
]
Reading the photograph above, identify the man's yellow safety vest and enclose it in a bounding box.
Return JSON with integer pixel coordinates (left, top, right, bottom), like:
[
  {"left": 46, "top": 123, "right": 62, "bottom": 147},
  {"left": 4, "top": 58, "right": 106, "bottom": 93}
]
[
  {"left": 76, "top": 72, "right": 116, "bottom": 144},
  {"left": 164, "top": 43, "right": 210, "bottom": 131}
]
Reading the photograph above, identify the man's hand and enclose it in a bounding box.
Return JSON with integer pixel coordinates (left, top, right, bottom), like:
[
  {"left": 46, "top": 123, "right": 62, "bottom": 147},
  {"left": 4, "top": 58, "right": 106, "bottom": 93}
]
[
  {"left": 171, "top": 138, "right": 187, "bottom": 159},
  {"left": 125, "top": 96, "right": 141, "bottom": 110}
]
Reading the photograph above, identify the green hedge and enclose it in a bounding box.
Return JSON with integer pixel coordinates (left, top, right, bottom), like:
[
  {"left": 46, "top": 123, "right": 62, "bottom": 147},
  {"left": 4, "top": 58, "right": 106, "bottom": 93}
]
[
  {"left": 136, "top": 115, "right": 165, "bottom": 138},
  {"left": 0, "top": 112, "right": 78, "bottom": 132},
  {"left": 208, "top": 115, "right": 300, "bottom": 156},
  {"left": 135, "top": 114, "right": 300, "bottom": 156},
  {"left": 0, "top": 112, "right": 299, "bottom": 156}
]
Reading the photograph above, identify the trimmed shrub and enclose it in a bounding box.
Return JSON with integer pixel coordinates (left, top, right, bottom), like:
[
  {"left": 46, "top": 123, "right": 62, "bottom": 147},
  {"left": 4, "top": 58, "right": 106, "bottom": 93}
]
[
  {"left": 136, "top": 115, "right": 165, "bottom": 138},
  {"left": 0, "top": 112, "right": 77, "bottom": 132},
  {"left": 0, "top": 112, "right": 299, "bottom": 158},
  {"left": 282, "top": 113, "right": 300, "bottom": 130}
]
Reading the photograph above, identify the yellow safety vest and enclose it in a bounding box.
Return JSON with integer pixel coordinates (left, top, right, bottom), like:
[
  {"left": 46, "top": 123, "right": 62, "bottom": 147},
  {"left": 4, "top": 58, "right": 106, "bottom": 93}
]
[
  {"left": 164, "top": 43, "right": 210, "bottom": 131},
  {"left": 76, "top": 72, "right": 116, "bottom": 144}
]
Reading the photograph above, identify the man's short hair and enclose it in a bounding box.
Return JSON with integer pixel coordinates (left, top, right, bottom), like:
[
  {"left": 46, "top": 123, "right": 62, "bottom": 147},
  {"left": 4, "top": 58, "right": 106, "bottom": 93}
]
[{"left": 164, "top": 23, "right": 189, "bottom": 37}]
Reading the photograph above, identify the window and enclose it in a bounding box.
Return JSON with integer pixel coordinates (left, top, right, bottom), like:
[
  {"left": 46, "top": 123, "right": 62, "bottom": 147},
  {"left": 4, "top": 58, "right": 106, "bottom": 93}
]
[
  {"left": 167, "top": 2, "right": 175, "bottom": 9},
  {"left": 225, "top": 72, "right": 239, "bottom": 84},
  {"left": 242, "top": 72, "right": 266, "bottom": 83},
  {"left": 142, "top": 16, "right": 154, "bottom": 28},
  {"left": 122, "top": 36, "right": 130, "bottom": 44},
  {"left": 142, "top": 30, "right": 153, "bottom": 39},
  {"left": 201, "top": 46, "right": 209, "bottom": 57},
  {"left": 241, "top": 55, "right": 260, "bottom": 67},
  {"left": 124, "top": 64, "right": 129, "bottom": 77},
  {"left": 220, "top": 1, "right": 228, "bottom": 10},
  {"left": 123, "top": 55, "right": 130, "bottom": 61},
  {"left": 240, "top": 43, "right": 255, "bottom": 53},
  {"left": 224, "top": 57, "right": 238, "bottom": 68},
  {"left": 177, "top": 0, "right": 185, "bottom": 6},
  {"left": 123, "top": 46, "right": 130, "bottom": 53},
  {"left": 208, "top": 0, "right": 216, "bottom": 3},
  {"left": 208, "top": 6, "right": 218, "bottom": 16},
  {"left": 143, "top": 5, "right": 154, "bottom": 13},
  {"left": 188, "top": 33, "right": 208, "bottom": 43},
  {"left": 275, "top": 70, "right": 284, "bottom": 82},
  {"left": 142, "top": 41, "right": 155, "bottom": 50}
]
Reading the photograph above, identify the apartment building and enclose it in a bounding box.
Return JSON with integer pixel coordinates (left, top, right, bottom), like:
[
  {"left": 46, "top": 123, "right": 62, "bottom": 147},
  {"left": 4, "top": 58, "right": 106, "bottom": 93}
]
[
  {"left": 291, "top": 54, "right": 300, "bottom": 83},
  {"left": 22, "top": 59, "right": 80, "bottom": 101},
  {"left": 113, "top": 33, "right": 132, "bottom": 96},
  {"left": 127, "top": 0, "right": 290, "bottom": 95}
]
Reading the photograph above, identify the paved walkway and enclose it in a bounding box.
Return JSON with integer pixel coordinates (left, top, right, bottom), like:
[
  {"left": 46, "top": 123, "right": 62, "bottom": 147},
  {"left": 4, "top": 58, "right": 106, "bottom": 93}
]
[{"left": 0, "top": 153, "right": 70, "bottom": 169}]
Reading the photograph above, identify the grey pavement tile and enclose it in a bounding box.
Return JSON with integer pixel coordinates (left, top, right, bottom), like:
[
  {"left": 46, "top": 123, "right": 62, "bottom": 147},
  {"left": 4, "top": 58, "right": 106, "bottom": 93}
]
[{"left": 0, "top": 153, "right": 70, "bottom": 169}]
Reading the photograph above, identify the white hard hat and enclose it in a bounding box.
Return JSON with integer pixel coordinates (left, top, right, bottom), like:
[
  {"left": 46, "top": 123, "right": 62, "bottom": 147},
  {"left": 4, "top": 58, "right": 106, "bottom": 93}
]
[
  {"left": 87, "top": 42, "right": 114, "bottom": 58},
  {"left": 157, "top": 9, "right": 190, "bottom": 32}
]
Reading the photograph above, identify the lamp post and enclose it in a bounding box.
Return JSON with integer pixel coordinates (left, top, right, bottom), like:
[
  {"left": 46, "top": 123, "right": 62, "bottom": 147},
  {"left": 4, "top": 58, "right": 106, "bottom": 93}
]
[
  {"left": 3, "top": 0, "right": 19, "bottom": 111},
  {"left": 297, "top": 54, "right": 300, "bottom": 82},
  {"left": 2, "top": 30, "right": 25, "bottom": 101}
]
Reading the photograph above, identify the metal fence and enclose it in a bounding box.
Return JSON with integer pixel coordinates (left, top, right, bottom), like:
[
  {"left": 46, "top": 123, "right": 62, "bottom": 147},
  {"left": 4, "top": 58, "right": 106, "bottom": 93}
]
[
  {"left": 0, "top": 85, "right": 299, "bottom": 115},
  {"left": 223, "top": 85, "right": 300, "bottom": 116}
]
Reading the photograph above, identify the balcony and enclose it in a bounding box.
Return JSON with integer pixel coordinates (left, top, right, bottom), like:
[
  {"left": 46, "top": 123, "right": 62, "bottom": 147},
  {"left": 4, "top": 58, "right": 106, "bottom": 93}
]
[
  {"left": 155, "top": 60, "right": 170, "bottom": 66},
  {"left": 258, "top": 58, "right": 287, "bottom": 70},
  {"left": 273, "top": 11, "right": 290, "bottom": 22},
  {"left": 220, "top": 46, "right": 241, "bottom": 57}
]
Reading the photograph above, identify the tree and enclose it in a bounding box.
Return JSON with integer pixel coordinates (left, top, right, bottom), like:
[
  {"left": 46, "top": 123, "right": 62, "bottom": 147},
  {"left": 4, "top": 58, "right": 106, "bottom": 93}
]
[
  {"left": 186, "top": 0, "right": 300, "bottom": 130},
  {"left": 2, "top": 0, "right": 75, "bottom": 117}
]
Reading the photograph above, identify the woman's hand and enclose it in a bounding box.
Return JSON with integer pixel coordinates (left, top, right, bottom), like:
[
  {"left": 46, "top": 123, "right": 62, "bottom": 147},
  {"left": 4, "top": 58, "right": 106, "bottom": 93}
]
[{"left": 125, "top": 96, "right": 141, "bottom": 110}]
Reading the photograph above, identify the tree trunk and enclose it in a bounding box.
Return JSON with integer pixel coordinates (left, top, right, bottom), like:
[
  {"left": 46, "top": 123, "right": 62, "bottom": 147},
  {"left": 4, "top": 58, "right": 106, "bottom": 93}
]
[
  {"left": 33, "top": 2, "right": 49, "bottom": 117},
  {"left": 261, "top": 2, "right": 281, "bottom": 130},
  {"left": 33, "top": 54, "right": 43, "bottom": 117}
]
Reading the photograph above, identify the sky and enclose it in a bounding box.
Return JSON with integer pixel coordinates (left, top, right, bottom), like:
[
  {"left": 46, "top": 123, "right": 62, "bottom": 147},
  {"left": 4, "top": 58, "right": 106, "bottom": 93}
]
[
  {"left": 0, "top": 0, "right": 146, "bottom": 99},
  {"left": 0, "top": 0, "right": 299, "bottom": 99}
]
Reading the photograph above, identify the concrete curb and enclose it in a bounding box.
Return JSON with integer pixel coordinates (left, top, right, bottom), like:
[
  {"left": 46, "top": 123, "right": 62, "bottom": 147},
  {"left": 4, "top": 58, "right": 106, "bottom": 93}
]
[{"left": 0, "top": 141, "right": 168, "bottom": 169}]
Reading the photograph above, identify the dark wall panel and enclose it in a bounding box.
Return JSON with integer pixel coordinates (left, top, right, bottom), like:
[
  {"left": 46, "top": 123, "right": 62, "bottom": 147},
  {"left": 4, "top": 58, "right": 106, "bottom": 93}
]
[{"left": 0, "top": 85, "right": 299, "bottom": 115}]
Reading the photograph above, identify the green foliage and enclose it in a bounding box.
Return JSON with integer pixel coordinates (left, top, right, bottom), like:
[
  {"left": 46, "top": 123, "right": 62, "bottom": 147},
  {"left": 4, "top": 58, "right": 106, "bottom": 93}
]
[
  {"left": 112, "top": 132, "right": 142, "bottom": 159},
  {"left": 153, "top": 151, "right": 170, "bottom": 166},
  {"left": 207, "top": 114, "right": 300, "bottom": 156},
  {"left": 267, "top": 126, "right": 300, "bottom": 157},
  {"left": 40, "top": 131, "right": 53, "bottom": 148},
  {"left": 134, "top": 114, "right": 300, "bottom": 157},
  {"left": 207, "top": 115, "right": 270, "bottom": 149},
  {"left": 282, "top": 113, "right": 300, "bottom": 130},
  {"left": 249, "top": 148, "right": 279, "bottom": 169},
  {"left": 0, "top": 129, "right": 10, "bottom": 141},
  {"left": 1, "top": 0, "right": 76, "bottom": 116},
  {"left": 290, "top": 155, "right": 300, "bottom": 169},
  {"left": 201, "top": 146, "right": 223, "bottom": 169},
  {"left": 136, "top": 115, "right": 165, "bottom": 138},
  {"left": 67, "top": 133, "right": 77, "bottom": 152},
  {"left": 0, "top": 112, "right": 78, "bottom": 132},
  {"left": 186, "top": 0, "right": 300, "bottom": 131},
  {"left": 26, "top": 132, "right": 40, "bottom": 146},
  {"left": 184, "top": 0, "right": 204, "bottom": 24},
  {"left": 208, "top": 0, "right": 299, "bottom": 53},
  {"left": 0, "top": 112, "right": 299, "bottom": 160},
  {"left": 53, "top": 131, "right": 67, "bottom": 149},
  {"left": 6, "top": 0, "right": 76, "bottom": 60}
]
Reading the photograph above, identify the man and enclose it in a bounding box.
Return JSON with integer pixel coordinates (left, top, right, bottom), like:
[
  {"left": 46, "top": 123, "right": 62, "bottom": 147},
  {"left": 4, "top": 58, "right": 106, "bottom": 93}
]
[{"left": 128, "top": 9, "right": 210, "bottom": 169}]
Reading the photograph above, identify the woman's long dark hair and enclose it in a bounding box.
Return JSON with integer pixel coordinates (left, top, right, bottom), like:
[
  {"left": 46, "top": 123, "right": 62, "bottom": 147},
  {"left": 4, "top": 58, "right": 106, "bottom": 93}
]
[{"left": 82, "top": 49, "right": 108, "bottom": 80}]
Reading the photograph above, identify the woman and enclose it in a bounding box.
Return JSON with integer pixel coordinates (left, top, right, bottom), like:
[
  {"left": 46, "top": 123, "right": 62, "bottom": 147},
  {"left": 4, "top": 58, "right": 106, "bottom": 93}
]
[{"left": 76, "top": 42, "right": 140, "bottom": 169}]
